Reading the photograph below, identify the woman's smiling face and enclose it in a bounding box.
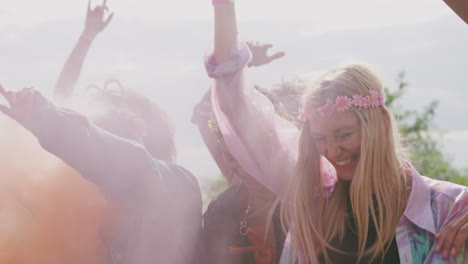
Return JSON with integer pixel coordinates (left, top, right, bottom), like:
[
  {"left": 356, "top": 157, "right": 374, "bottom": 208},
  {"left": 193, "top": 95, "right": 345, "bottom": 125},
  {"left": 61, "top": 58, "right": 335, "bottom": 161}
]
[{"left": 309, "top": 110, "right": 361, "bottom": 180}]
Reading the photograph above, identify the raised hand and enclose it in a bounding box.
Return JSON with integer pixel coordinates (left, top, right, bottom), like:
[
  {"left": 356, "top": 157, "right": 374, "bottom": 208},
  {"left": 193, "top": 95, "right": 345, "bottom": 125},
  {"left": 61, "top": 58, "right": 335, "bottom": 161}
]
[
  {"left": 83, "top": 0, "right": 114, "bottom": 38},
  {"left": 247, "top": 41, "right": 285, "bottom": 67},
  {"left": 0, "top": 84, "right": 49, "bottom": 123}
]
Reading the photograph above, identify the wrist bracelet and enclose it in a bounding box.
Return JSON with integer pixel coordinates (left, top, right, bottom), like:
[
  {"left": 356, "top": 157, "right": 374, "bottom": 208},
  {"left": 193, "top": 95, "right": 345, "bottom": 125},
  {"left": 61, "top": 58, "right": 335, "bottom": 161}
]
[
  {"left": 212, "top": 0, "right": 234, "bottom": 4},
  {"left": 79, "top": 35, "right": 92, "bottom": 44}
]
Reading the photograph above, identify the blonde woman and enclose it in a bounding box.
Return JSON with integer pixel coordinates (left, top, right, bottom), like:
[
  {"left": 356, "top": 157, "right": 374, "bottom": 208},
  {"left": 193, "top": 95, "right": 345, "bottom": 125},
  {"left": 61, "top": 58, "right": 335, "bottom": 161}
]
[
  {"left": 279, "top": 65, "right": 467, "bottom": 263},
  {"left": 208, "top": 1, "right": 467, "bottom": 263}
]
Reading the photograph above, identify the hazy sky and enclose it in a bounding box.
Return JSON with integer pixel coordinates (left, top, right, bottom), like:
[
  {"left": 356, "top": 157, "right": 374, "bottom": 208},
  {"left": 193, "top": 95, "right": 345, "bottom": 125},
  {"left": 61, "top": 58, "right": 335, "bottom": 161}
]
[
  {"left": 1, "top": 0, "right": 467, "bottom": 184},
  {"left": 0, "top": 0, "right": 455, "bottom": 29}
]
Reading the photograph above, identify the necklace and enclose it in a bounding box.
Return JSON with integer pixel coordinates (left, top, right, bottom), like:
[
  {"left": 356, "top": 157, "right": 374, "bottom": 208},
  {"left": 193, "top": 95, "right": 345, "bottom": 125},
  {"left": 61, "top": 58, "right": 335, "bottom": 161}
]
[{"left": 239, "top": 192, "right": 273, "bottom": 236}]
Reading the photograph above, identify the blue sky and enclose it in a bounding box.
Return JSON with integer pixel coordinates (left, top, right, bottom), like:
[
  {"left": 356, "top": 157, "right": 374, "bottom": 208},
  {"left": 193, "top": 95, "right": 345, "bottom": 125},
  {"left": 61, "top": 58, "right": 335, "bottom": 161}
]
[{"left": 1, "top": 0, "right": 467, "bottom": 183}]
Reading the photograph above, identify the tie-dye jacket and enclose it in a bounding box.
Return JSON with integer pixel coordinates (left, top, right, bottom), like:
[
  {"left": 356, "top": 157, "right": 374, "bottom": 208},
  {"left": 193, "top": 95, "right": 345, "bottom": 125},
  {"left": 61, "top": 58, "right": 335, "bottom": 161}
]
[{"left": 206, "top": 40, "right": 468, "bottom": 263}]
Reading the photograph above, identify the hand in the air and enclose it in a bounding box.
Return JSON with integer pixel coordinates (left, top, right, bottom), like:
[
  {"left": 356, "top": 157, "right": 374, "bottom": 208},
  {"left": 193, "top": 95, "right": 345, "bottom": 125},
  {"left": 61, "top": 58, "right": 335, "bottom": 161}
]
[
  {"left": 83, "top": 0, "right": 114, "bottom": 38},
  {"left": 0, "top": 84, "right": 49, "bottom": 123},
  {"left": 247, "top": 41, "right": 285, "bottom": 67}
]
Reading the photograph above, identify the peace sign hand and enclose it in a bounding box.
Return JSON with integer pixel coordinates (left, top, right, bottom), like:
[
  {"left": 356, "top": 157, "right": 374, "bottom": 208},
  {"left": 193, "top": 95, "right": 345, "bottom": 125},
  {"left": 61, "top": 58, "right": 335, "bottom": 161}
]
[
  {"left": 247, "top": 41, "right": 285, "bottom": 67},
  {"left": 83, "top": 0, "right": 114, "bottom": 38},
  {"left": 0, "top": 84, "right": 49, "bottom": 123}
]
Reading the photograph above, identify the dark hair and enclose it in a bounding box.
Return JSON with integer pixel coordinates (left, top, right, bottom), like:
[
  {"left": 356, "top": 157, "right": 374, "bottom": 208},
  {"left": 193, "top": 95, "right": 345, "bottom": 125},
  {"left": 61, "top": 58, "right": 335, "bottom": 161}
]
[
  {"left": 90, "top": 80, "right": 176, "bottom": 162},
  {"left": 255, "top": 84, "right": 304, "bottom": 127}
]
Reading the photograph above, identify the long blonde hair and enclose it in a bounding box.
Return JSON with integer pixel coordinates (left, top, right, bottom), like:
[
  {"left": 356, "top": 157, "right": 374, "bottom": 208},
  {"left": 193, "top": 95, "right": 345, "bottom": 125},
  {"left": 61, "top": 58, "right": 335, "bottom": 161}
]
[{"left": 281, "top": 64, "right": 409, "bottom": 263}]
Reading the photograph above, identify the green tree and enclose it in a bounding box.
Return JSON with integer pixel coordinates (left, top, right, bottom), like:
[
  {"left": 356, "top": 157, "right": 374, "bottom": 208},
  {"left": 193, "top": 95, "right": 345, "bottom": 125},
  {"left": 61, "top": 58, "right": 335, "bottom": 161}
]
[{"left": 385, "top": 72, "right": 468, "bottom": 186}]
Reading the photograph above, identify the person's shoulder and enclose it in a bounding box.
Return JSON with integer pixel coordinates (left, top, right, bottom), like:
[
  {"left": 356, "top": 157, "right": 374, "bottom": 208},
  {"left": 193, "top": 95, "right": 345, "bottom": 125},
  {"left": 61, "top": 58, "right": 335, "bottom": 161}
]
[
  {"left": 204, "top": 183, "right": 246, "bottom": 217},
  {"left": 154, "top": 160, "right": 196, "bottom": 181},
  {"left": 420, "top": 176, "right": 467, "bottom": 225},
  {"left": 421, "top": 176, "right": 467, "bottom": 203},
  {"left": 152, "top": 159, "right": 201, "bottom": 194},
  {"left": 210, "top": 183, "right": 244, "bottom": 205},
  {"left": 203, "top": 183, "right": 245, "bottom": 230}
]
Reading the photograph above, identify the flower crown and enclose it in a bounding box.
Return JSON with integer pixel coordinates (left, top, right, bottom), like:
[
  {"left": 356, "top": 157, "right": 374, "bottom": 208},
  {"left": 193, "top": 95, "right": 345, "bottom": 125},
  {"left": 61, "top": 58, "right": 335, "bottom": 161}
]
[{"left": 301, "top": 90, "right": 384, "bottom": 120}]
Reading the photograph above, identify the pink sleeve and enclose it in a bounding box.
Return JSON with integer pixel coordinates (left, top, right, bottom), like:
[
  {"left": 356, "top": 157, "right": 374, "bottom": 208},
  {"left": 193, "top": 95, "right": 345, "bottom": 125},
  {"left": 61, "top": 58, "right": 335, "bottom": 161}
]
[{"left": 205, "top": 41, "right": 305, "bottom": 195}]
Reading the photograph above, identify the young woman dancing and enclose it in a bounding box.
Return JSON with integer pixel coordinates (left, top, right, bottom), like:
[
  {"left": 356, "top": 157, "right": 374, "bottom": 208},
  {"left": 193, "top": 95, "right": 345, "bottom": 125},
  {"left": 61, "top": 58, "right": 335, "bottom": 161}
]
[{"left": 207, "top": 1, "right": 468, "bottom": 263}]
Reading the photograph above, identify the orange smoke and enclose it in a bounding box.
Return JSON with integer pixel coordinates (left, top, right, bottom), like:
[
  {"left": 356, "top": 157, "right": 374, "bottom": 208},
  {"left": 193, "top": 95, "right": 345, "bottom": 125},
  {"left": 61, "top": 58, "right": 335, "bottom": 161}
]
[{"left": 0, "top": 116, "right": 117, "bottom": 264}]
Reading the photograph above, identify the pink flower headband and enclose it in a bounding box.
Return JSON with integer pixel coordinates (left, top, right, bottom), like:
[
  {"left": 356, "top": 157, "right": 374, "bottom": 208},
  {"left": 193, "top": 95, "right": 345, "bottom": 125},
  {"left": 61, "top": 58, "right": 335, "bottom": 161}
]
[{"left": 300, "top": 90, "right": 384, "bottom": 120}]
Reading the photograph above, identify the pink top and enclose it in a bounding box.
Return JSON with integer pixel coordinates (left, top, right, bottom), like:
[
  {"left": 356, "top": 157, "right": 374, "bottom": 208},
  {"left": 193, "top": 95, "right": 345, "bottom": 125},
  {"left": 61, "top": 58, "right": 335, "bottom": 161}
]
[{"left": 205, "top": 40, "right": 336, "bottom": 196}]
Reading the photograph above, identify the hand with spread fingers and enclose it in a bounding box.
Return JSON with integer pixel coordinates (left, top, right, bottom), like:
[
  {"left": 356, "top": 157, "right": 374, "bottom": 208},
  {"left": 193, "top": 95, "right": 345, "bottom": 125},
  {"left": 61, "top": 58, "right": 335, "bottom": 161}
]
[
  {"left": 83, "top": 0, "right": 114, "bottom": 38},
  {"left": 247, "top": 41, "right": 285, "bottom": 67},
  {"left": 0, "top": 84, "right": 48, "bottom": 123},
  {"left": 55, "top": 0, "right": 114, "bottom": 102},
  {"left": 435, "top": 210, "right": 468, "bottom": 259}
]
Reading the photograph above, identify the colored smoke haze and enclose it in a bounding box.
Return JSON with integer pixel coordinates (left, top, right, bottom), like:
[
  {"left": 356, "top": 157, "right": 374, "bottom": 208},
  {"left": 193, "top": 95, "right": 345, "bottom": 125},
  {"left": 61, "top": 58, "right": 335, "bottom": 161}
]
[{"left": 0, "top": 115, "right": 117, "bottom": 264}]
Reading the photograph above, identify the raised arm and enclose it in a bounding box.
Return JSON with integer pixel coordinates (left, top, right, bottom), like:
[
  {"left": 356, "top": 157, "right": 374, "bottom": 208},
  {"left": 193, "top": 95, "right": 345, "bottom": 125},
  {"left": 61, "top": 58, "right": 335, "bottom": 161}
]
[
  {"left": 213, "top": 0, "right": 238, "bottom": 64},
  {"left": 54, "top": 0, "right": 113, "bottom": 104},
  {"left": 193, "top": 41, "right": 285, "bottom": 186},
  {"left": 0, "top": 84, "right": 154, "bottom": 198},
  {"left": 207, "top": 0, "right": 301, "bottom": 195}
]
